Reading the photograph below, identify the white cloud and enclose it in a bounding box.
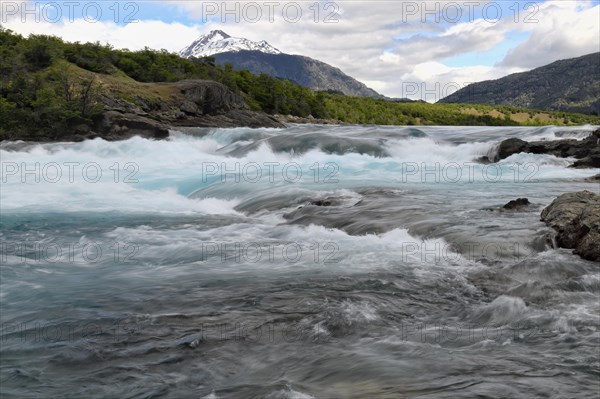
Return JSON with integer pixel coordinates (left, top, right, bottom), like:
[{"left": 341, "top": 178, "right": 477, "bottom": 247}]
[
  {"left": 500, "top": 1, "right": 600, "bottom": 68},
  {"left": 4, "top": 18, "right": 202, "bottom": 51}
]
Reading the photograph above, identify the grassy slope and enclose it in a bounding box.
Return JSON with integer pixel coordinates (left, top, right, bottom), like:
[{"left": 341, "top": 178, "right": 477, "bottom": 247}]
[
  {"left": 51, "top": 60, "right": 177, "bottom": 106},
  {"left": 321, "top": 96, "right": 600, "bottom": 126}
]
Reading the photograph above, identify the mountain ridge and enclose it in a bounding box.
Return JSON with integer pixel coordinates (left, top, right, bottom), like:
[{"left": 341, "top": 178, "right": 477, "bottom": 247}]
[
  {"left": 214, "top": 50, "right": 382, "bottom": 98},
  {"left": 180, "top": 30, "right": 381, "bottom": 98},
  {"left": 439, "top": 53, "right": 600, "bottom": 115},
  {"left": 180, "top": 30, "right": 281, "bottom": 58}
]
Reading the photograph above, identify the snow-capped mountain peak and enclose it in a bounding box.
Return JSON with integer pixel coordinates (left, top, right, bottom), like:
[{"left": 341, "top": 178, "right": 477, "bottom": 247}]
[{"left": 180, "top": 30, "right": 281, "bottom": 58}]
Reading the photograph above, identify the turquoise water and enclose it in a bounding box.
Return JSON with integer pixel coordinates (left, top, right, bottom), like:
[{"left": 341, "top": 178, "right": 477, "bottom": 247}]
[{"left": 1, "top": 125, "right": 598, "bottom": 398}]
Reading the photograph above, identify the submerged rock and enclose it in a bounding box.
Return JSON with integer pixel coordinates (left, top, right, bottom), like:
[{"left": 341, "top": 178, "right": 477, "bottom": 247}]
[
  {"left": 585, "top": 174, "right": 600, "bottom": 182},
  {"left": 493, "top": 129, "right": 600, "bottom": 167},
  {"left": 540, "top": 191, "right": 600, "bottom": 261},
  {"left": 502, "top": 198, "right": 530, "bottom": 210},
  {"left": 311, "top": 199, "right": 333, "bottom": 207},
  {"left": 283, "top": 189, "right": 405, "bottom": 235}
]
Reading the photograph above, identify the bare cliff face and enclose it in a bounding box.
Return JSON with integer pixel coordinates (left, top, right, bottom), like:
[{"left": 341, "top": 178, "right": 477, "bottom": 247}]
[
  {"left": 45, "top": 80, "right": 283, "bottom": 142},
  {"left": 439, "top": 53, "right": 600, "bottom": 115}
]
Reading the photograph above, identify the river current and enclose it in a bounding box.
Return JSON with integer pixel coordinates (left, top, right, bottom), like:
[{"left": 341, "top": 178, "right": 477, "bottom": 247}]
[{"left": 1, "top": 124, "right": 599, "bottom": 398}]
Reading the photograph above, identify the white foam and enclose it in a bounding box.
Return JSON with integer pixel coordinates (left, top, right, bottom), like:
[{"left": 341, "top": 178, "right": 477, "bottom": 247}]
[
  {"left": 386, "top": 137, "right": 491, "bottom": 164},
  {"left": 266, "top": 388, "right": 315, "bottom": 399},
  {"left": 473, "top": 295, "right": 529, "bottom": 325}
]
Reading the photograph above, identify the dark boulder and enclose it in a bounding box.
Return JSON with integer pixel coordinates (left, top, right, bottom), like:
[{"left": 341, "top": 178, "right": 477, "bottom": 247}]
[
  {"left": 166, "top": 81, "right": 283, "bottom": 129},
  {"left": 493, "top": 129, "right": 600, "bottom": 168},
  {"left": 92, "top": 80, "right": 283, "bottom": 140},
  {"left": 494, "top": 138, "right": 530, "bottom": 162},
  {"left": 311, "top": 200, "right": 333, "bottom": 207},
  {"left": 502, "top": 198, "right": 530, "bottom": 210},
  {"left": 170, "top": 109, "right": 283, "bottom": 129},
  {"left": 571, "top": 154, "right": 600, "bottom": 168},
  {"left": 585, "top": 174, "right": 600, "bottom": 182},
  {"left": 541, "top": 191, "right": 600, "bottom": 261},
  {"left": 94, "top": 111, "right": 170, "bottom": 140},
  {"left": 176, "top": 79, "right": 247, "bottom": 115}
]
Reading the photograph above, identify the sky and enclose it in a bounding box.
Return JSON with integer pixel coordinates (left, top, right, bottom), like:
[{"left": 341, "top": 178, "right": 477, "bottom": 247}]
[{"left": 2, "top": 0, "right": 599, "bottom": 101}]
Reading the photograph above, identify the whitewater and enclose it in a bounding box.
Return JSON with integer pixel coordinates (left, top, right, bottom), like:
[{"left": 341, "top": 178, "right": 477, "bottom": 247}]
[{"left": 1, "top": 124, "right": 599, "bottom": 398}]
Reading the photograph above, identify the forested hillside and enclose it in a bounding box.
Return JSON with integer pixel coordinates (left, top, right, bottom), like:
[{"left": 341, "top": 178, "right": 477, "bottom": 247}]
[{"left": 1, "top": 28, "right": 599, "bottom": 140}]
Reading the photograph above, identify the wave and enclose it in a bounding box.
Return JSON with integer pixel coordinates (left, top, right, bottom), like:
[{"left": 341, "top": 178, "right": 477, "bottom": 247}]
[{"left": 2, "top": 126, "right": 597, "bottom": 215}]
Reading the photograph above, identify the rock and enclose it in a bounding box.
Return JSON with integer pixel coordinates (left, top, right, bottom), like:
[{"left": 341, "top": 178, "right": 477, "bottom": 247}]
[
  {"left": 585, "top": 174, "right": 600, "bottom": 182},
  {"left": 170, "top": 109, "right": 283, "bottom": 129},
  {"left": 540, "top": 191, "right": 600, "bottom": 261},
  {"left": 177, "top": 79, "right": 246, "bottom": 114},
  {"left": 4, "top": 78, "right": 284, "bottom": 143},
  {"left": 94, "top": 111, "right": 170, "bottom": 140},
  {"left": 571, "top": 154, "right": 600, "bottom": 168},
  {"left": 164, "top": 81, "right": 284, "bottom": 129},
  {"left": 283, "top": 189, "right": 406, "bottom": 235},
  {"left": 71, "top": 124, "right": 91, "bottom": 133},
  {"left": 495, "top": 138, "right": 530, "bottom": 162},
  {"left": 502, "top": 198, "right": 530, "bottom": 210},
  {"left": 528, "top": 139, "right": 582, "bottom": 157},
  {"left": 90, "top": 80, "right": 283, "bottom": 141},
  {"left": 179, "top": 100, "right": 199, "bottom": 114},
  {"left": 474, "top": 156, "right": 492, "bottom": 164},
  {"left": 494, "top": 129, "right": 600, "bottom": 167},
  {"left": 272, "top": 114, "right": 345, "bottom": 125}
]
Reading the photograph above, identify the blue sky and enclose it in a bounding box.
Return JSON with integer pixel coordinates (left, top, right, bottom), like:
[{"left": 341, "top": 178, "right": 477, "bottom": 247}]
[
  {"left": 27, "top": 0, "right": 558, "bottom": 27},
  {"left": 3, "top": 1, "right": 599, "bottom": 99},
  {"left": 444, "top": 31, "right": 531, "bottom": 67}
]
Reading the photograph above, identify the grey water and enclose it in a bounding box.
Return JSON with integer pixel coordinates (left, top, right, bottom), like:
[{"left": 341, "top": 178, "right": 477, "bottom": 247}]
[{"left": 1, "top": 125, "right": 599, "bottom": 398}]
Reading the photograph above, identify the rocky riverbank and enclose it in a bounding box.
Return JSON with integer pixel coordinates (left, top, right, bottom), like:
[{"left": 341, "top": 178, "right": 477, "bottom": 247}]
[
  {"left": 5, "top": 80, "right": 284, "bottom": 142},
  {"left": 493, "top": 129, "right": 600, "bottom": 168},
  {"left": 541, "top": 191, "right": 600, "bottom": 261},
  {"left": 92, "top": 80, "right": 284, "bottom": 141},
  {"left": 272, "top": 114, "right": 346, "bottom": 125}
]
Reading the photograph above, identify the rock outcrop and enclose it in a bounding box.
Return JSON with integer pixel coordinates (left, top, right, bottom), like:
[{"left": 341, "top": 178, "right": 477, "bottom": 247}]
[
  {"left": 502, "top": 198, "right": 530, "bottom": 210},
  {"left": 22, "top": 80, "right": 284, "bottom": 142},
  {"left": 93, "top": 111, "right": 170, "bottom": 141},
  {"left": 540, "top": 191, "right": 600, "bottom": 261},
  {"left": 492, "top": 129, "right": 600, "bottom": 168},
  {"left": 585, "top": 174, "right": 600, "bottom": 182},
  {"left": 495, "top": 138, "right": 531, "bottom": 162},
  {"left": 273, "top": 114, "right": 345, "bottom": 125},
  {"left": 99, "top": 80, "right": 284, "bottom": 137}
]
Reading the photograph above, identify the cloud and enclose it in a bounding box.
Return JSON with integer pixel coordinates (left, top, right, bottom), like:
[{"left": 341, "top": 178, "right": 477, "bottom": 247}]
[
  {"left": 4, "top": 18, "right": 203, "bottom": 52},
  {"left": 500, "top": 1, "right": 600, "bottom": 68},
  {"left": 393, "top": 62, "right": 525, "bottom": 101}
]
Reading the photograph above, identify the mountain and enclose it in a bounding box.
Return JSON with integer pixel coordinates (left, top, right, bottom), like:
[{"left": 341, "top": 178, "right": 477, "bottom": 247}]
[
  {"left": 180, "top": 30, "right": 281, "bottom": 58},
  {"left": 180, "top": 31, "right": 381, "bottom": 98},
  {"left": 214, "top": 51, "right": 381, "bottom": 98},
  {"left": 438, "top": 53, "right": 600, "bottom": 115}
]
